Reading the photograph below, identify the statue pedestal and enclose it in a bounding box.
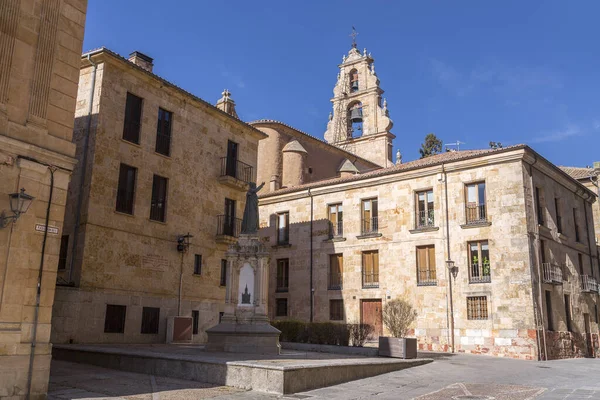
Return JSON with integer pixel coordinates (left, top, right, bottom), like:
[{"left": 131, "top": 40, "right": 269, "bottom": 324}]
[{"left": 206, "top": 234, "right": 280, "bottom": 355}]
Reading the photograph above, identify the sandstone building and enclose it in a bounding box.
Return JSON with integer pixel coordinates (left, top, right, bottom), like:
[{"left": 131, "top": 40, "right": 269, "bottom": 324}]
[
  {"left": 256, "top": 43, "right": 600, "bottom": 360},
  {"left": 51, "top": 48, "right": 266, "bottom": 345},
  {"left": 0, "top": 0, "right": 87, "bottom": 398}
]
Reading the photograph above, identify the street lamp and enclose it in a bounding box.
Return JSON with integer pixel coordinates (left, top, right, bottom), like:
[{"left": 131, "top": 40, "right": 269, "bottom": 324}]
[
  {"left": 445, "top": 259, "right": 458, "bottom": 353},
  {"left": 446, "top": 260, "right": 458, "bottom": 280},
  {"left": 0, "top": 188, "right": 35, "bottom": 229}
]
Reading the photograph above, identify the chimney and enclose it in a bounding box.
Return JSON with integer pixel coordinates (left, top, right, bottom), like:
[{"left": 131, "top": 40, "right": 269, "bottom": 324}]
[
  {"left": 270, "top": 175, "right": 280, "bottom": 192},
  {"left": 128, "top": 51, "right": 154, "bottom": 72},
  {"left": 215, "top": 89, "right": 238, "bottom": 118}
]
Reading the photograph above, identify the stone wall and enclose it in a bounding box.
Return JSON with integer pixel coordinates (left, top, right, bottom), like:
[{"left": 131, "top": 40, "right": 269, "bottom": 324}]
[{"left": 543, "top": 331, "right": 599, "bottom": 359}]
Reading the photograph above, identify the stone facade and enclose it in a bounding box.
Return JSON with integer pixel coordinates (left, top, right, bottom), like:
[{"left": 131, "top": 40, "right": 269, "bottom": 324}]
[
  {"left": 51, "top": 48, "right": 266, "bottom": 345},
  {"left": 259, "top": 147, "right": 600, "bottom": 360},
  {"left": 0, "top": 0, "right": 87, "bottom": 398}
]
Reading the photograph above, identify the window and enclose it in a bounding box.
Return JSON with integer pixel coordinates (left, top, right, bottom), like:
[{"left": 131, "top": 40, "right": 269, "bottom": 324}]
[
  {"left": 578, "top": 253, "right": 583, "bottom": 275},
  {"left": 328, "top": 203, "right": 343, "bottom": 238},
  {"left": 329, "top": 254, "right": 343, "bottom": 290},
  {"left": 465, "top": 182, "right": 486, "bottom": 223},
  {"left": 468, "top": 241, "right": 491, "bottom": 283},
  {"left": 416, "top": 190, "right": 434, "bottom": 228},
  {"left": 416, "top": 245, "right": 437, "bottom": 285},
  {"left": 116, "top": 164, "right": 137, "bottom": 214},
  {"left": 535, "top": 187, "right": 545, "bottom": 226},
  {"left": 545, "top": 291, "right": 553, "bottom": 331},
  {"left": 277, "top": 212, "right": 289, "bottom": 245},
  {"left": 192, "top": 310, "right": 199, "bottom": 335},
  {"left": 104, "top": 304, "right": 126, "bottom": 333},
  {"left": 225, "top": 140, "right": 238, "bottom": 178},
  {"left": 149, "top": 175, "right": 168, "bottom": 222},
  {"left": 361, "top": 198, "right": 378, "bottom": 235},
  {"left": 155, "top": 107, "right": 172, "bottom": 156},
  {"left": 349, "top": 69, "right": 359, "bottom": 92},
  {"left": 564, "top": 294, "right": 572, "bottom": 332},
  {"left": 276, "top": 298, "right": 288, "bottom": 317},
  {"left": 555, "top": 198, "right": 562, "bottom": 234},
  {"left": 220, "top": 259, "right": 227, "bottom": 287},
  {"left": 276, "top": 259, "right": 289, "bottom": 292},
  {"left": 540, "top": 240, "right": 547, "bottom": 264},
  {"left": 222, "top": 198, "right": 236, "bottom": 237},
  {"left": 123, "top": 92, "right": 142, "bottom": 144},
  {"left": 219, "top": 312, "right": 224, "bottom": 323},
  {"left": 194, "top": 254, "right": 202, "bottom": 275},
  {"left": 140, "top": 307, "right": 160, "bottom": 334},
  {"left": 348, "top": 102, "right": 363, "bottom": 137},
  {"left": 57, "top": 235, "right": 69, "bottom": 270},
  {"left": 467, "top": 296, "right": 488, "bottom": 320},
  {"left": 362, "top": 250, "right": 379, "bottom": 288},
  {"left": 573, "top": 208, "right": 580, "bottom": 242},
  {"left": 330, "top": 299, "right": 344, "bottom": 321}
]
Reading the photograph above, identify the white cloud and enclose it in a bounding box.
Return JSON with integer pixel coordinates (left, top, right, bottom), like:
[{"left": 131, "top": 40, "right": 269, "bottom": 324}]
[{"left": 529, "top": 125, "right": 581, "bottom": 144}]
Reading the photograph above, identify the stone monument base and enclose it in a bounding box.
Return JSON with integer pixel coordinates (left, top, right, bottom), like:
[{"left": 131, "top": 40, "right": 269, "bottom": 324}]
[{"left": 205, "top": 322, "right": 281, "bottom": 355}]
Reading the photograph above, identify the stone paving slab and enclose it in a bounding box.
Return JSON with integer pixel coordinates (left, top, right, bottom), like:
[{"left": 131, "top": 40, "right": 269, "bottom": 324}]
[{"left": 415, "top": 383, "right": 545, "bottom": 400}]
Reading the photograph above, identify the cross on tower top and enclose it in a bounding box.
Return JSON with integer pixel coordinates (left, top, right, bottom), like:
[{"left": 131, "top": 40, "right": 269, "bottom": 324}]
[{"left": 350, "top": 26, "right": 358, "bottom": 48}]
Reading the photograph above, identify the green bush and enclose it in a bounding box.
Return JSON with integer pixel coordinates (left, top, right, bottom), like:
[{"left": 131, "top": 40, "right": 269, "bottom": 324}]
[{"left": 272, "top": 320, "right": 362, "bottom": 347}]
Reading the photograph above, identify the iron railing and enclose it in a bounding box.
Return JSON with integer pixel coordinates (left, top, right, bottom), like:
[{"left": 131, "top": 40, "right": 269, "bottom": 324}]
[
  {"left": 220, "top": 157, "right": 254, "bottom": 183},
  {"left": 542, "top": 262, "right": 563, "bottom": 284},
  {"left": 416, "top": 209, "right": 435, "bottom": 228},
  {"left": 155, "top": 132, "right": 171, "bottom": 156},
  {"left": 217, "top": 215, "right": 242, "bottom": 238},
  {"left": 362, "top": 272, "right": 379, "bottom": 288},
  {"left": 469, "top": 263, "right": 491, "bottom": 283},
  {"left": 149, "top": 199, "right": 166, "bottom": 222},
  {"left": 329, "top": 220, "right": 344, "bottom": 238},
  {"left": 581, "top": 275, "right": 598, "bottom": 293},
  {"left": 328, "top": 273, "right": 343, "bottom": 290},
  {"left": 466, "top": 204, "right": 487, "bottom": 224},
  {"left": 361, "top": 217, "right": 379, "bottom": 235},
  {"left": 417, "top": 270, "right": 437, "bottom": 286}
]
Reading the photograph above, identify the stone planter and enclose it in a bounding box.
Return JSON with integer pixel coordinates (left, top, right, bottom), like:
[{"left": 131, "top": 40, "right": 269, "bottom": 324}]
[{"left": 378, "top": 337, "right": 417, "bottom": 359}]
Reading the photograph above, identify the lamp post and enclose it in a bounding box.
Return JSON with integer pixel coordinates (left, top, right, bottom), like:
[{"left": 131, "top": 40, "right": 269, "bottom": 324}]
[
  {"left": 0, "top": 188, "right": 35, "bottom": 228},
  {"left": 446, "top": 260, "right": 458, "bottom": 353}
]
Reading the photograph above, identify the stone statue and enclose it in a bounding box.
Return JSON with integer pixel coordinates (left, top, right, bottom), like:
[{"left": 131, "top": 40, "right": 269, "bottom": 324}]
[{"left": 241, "top": 182, "right": 265, "bottom": 234}]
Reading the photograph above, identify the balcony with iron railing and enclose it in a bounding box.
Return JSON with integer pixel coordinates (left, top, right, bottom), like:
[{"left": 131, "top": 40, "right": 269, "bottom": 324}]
[
  {"left": 581, "top": 275, "right": 598, "bottom": 293},
  {"left": 362, "top": 272, "right": 379, "bottom": 289},
  {"left": 542, "top": 262, "right": 563, "bottom": 284},
  {"left": 360, "top": 217, "right": 380, "bottom": 237},
  {"left": 328, "top": 273, "right": 343, "bottom": 290},
  {"left": 416, "top": 209, "right": 435, "bottom": 229},
  {"left": 465, "top": 204, "right": 488, "bottom": 225},
  {"left": 218, "top": 157, "right": 254, "bottom": 190},
  {"left": 468, "top": 263, "right": 491, "bottom": 283},
  {"left": 216, "top": 215, "right": 242, "bottom": 244},
  {"left": 328, "top": 220, "right": 344, "bottom": 239},
  {"left": 417, "top": 270, "right": 437, "bottom": 286}
]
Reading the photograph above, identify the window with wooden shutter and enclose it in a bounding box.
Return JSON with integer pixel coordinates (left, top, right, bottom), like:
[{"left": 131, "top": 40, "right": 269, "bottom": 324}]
[
  {"left": 328, "top": 204, "right": 343, "bottom": 238},
  {"left": 362, "top": 250, "right": 379, "bottom": 288},
  {"left": 466, "top": 296, "right": 488, "bottom": 320},
  {"left": 276, "top": 259, "right": 289, "bottom": 292},
  {"left": 465, "top": 182, "right": 486, "bottom": 223},
  {"left": 150, "top": 175, "right": 168, "bottom": 222},
  {"left": 155, "top": 108, "right": 172, "bottom": 156},
  {"left": 468, "top": 240, "right": 491, "bottom": 283},
  {"left": 277, "top": 212, "right": 289, "bottom": 244},
  {"left": 123, "top": 92, "right": 143, "bottom": 144},
  {"left": 141, "top": 307, "right": 160, "bottom": 334},
  {"left": 276, "top": 298, "right": 288, "bottom": 317},
  {"left": 104, "top": 304, "right": 126, "bottom": 333},
  {"left": 116, "top": 164, "right": 137, "bottom": 214},
  {"left": 330, "top": 299, "right": 344, "bottom": 321},
  {"left": 329, "top": 254, "right": 343, "bottom": 290},
  {"left": 361, "top": 198, "right": 378, "bottom": 235},
  {"left": 416, "top": 245, "right": 437, "bottom": 285}
]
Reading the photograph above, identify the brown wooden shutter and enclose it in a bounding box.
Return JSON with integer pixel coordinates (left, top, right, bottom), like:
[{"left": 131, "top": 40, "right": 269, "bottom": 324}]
[
  {"left": 373, "top": 251, "right": 379, "bottom": 282},
  {"left": 428, "top": 245, "right": 436, "bottom": 279}
]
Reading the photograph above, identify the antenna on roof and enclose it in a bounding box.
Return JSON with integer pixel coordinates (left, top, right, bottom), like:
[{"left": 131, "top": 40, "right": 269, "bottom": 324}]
[{"left": 445, "top": 140, "right": 465, "bottom": 152}]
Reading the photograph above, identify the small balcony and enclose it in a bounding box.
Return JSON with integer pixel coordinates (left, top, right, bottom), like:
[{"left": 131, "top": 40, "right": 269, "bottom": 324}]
[
  {"left": 216, "top": 215, "right": 241, "bottom": 244},
  {"left": 416, "top": 209, "right": 435, "bottom": 228},
  {"left": 362, "top": 273, "right": 379, "bottom": 289},
  {"left": 468, "top": 263, "right": 491, "bottom": 283},
  {"left": 328, "top": 273, "right": 343, "bottom": 290},
  {"left": 581, "top": 275, "right": 598, "bottom": 293},
  {"left": 359, "top": 217, "right": 380, "bottom": 237},
  {"left": 465, "top": 204, "right": 488, "bottom": 225},
  {"left": 542, "top": 262, "right": 563, "bottom": 284},
  {"left": 328, "top": 220, "right": 344, "bottom": 239},
  {"left": 218, "top": 157, "right": 254, "bottom": 191}
]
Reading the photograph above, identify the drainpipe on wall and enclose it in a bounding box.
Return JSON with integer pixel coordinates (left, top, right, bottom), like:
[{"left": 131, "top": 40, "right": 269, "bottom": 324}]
[
  {"left": 26, "top": 166, "right": 56, "bottom": 400},
  {"left": 442, "top": 165, "right": 455, "bottom": 353},
  {"left": 68, "top": 54, "right": 98, "bottom": 284},
  {"left": 308, "top": 188, "right": 314, "bottom": 322}
]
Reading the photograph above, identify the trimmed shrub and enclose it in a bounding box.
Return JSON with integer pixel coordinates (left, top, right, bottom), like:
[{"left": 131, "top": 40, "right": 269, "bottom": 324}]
[{"left": 272, "top": 320, "right": 356, "bottom": 347}]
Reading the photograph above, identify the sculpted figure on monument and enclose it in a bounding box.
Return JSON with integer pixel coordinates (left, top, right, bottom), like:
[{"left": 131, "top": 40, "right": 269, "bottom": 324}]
[{"left": 241, "top": 182, "right": 265, "bottom": 234}]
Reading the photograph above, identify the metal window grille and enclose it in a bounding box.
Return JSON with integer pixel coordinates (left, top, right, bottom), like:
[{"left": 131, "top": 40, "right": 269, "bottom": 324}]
[
  {"left": 330, "top": 299, "right": 344, "bottom": 321},
  {"left": 149, "top": 175, "right": 167, "bottom": 222},
  {"left": 104, "top": 304, "right": 126, "bottom": 333},
  {"left": 467, "top": 296, "right": 488, "bottom": 320},
  {"left": 220, "top": 157, "right": 254, "bottom": 183},
  {"left": 192, "top": 310, "right": 199, "bottom": 335},
  {"left": 194, "top": 254, "right": 202, "bottom": 275},
  {"left": 217, "top": 215, "right": 241, "bottom": 238},
  {"left": 123, "top": 92, "right": 142, "bottom": 144},
  {"left": 276, "top": 298, "right": 288, "bottom": 317},
  {"left": 140, "top": 307, "right": 160, "bottom": 334}
]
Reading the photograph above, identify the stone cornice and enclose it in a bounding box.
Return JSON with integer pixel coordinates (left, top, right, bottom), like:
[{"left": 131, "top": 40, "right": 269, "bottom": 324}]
[{"left": 0, "top": 134, "right": 77, "bottom": 171}]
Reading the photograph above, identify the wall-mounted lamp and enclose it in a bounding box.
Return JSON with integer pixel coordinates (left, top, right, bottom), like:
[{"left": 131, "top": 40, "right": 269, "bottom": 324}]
[
  {"left": 176, "top": 233, "right": 193, "bottom": 253},
  {"left": 446, "top": 260, "right": 458, "bottom": 280},
  {"left": 0, "top": 188, "right": 34, "bottom": 229}
]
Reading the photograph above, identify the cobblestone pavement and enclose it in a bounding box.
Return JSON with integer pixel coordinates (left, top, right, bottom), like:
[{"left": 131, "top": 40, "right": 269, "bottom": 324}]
[{"left": 50, "top": 352, "right": 600, "bottom": 400}]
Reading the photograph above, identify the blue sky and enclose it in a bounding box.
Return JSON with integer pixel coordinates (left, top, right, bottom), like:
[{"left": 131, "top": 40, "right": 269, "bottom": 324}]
[{"left": 83, "top": 1, "right": 600, "bottom": 167}]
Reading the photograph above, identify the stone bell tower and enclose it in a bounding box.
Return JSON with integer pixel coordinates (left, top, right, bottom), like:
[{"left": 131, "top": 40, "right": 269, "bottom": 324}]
[{"left": 324, "top": 33, "right": 395, "bottom": 167}]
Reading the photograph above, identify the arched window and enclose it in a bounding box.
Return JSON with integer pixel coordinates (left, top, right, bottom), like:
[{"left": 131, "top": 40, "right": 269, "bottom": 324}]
[
  {"left": 349, "top": 69, "right": 359, "bottom": 93},
  {"left": 347, "top": 102, "right": 363, "bottom": 138}
]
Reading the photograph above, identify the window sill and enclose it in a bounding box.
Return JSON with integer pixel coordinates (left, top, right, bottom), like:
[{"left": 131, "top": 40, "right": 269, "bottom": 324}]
[
  {"left": 193, "top": 273, "right": 202, "bottom": 277},
  {"left": 323, "top": 236, "right": 346, "bottom": 243},
  {"left": 468, "top": 279, "right": 492, "bottom": 284},
  {"left": 460, "top": 221, "right": 491, "bottom": 229},
  {"left": 148, "top": 218, "right": 167, "bottom": 225},
  {"left": 120, "top": 138, "right": 141, "bottom": 147},
  {"left": 357, "top": 232, "right": 383, "bottom": 239},
  {"left": 362, "top": 285, "right": 380, "bottom": 289},
  {"left": 409, "top": 226, "right": 439, "bottom": 234},
  {"left": 114, "top": 210, "right": 135, "bottom": 218},
  {"left": 328, "top": 287, "right": 343, "bottom": 291},
  {"left": 275, "top": 288, "right": 289, "bottom": 293},
  {"left": 154, "top": 151, "right": 171, "bottom": 159},
  {"left": 272, "top": 243, "right": 292, "bottom": 249}
]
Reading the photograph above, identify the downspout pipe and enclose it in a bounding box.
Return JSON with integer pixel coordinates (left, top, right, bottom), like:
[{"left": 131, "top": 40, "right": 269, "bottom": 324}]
[
  {"left": 308, "top": 188, "right": 314, "bottom": 322},
  {"left": 68, "top": 54, "right": 97, "bottom": 283},
  {"left": 26, "top": 166, "right": 56, "bottom": 400},
  {"left": 584, "top": 202, "right": 595, "bottom": 273}
]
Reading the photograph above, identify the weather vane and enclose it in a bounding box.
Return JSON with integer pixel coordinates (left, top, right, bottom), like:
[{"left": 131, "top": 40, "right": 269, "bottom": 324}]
[{"left": 350, "top": 26, "right": 358, "bottom": 48}]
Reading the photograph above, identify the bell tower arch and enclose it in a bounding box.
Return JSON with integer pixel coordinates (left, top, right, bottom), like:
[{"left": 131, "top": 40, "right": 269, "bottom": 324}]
[{"left": 324, "top": 40, "right": 395, "bottom": 167}]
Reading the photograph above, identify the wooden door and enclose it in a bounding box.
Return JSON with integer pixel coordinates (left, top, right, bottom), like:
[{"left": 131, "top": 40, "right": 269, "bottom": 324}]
[{"left": 361, "top": 299, "right": 383, "bottom": 340}]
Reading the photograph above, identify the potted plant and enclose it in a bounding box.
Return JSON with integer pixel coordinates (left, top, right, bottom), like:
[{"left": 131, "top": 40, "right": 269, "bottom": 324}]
[{"left": 379, "top": 298, "right": 418, "bottom": 359}]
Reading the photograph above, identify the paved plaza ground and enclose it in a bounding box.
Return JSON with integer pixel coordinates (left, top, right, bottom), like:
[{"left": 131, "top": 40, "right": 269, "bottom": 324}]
[{"left": 49, "top": 352, "right": 600, "bottom": 400}]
